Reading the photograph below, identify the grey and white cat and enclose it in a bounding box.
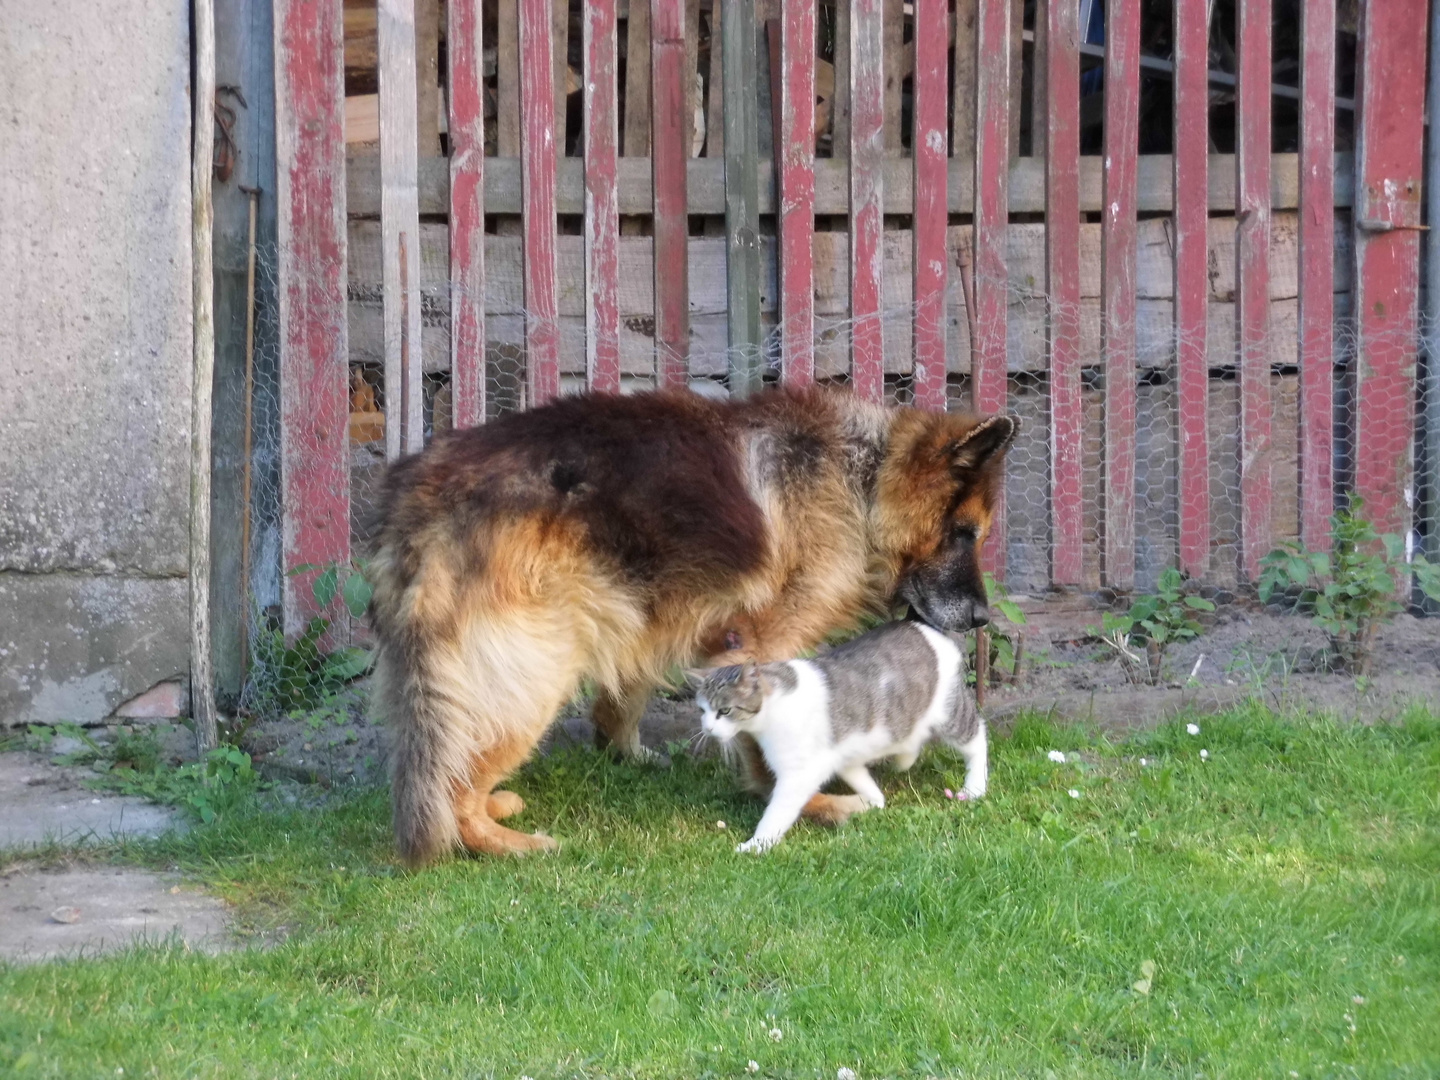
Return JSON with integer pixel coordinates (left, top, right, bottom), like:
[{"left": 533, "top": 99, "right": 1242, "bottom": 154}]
[{"left": 689, "top": 620, "right": 986, "bottom": 853}]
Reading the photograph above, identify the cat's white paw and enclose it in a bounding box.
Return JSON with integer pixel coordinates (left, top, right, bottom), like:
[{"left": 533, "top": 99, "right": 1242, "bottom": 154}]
[
  {"left": 958, "top": 785, "right": 985, "bottom": 800},
  {"left": 736, "top": 836, "right": 778, "bottom": 854}
]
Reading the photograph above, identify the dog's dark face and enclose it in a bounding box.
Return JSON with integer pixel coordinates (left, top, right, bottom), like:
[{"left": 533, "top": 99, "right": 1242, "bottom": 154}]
[{"left": 896, "top": 415, "right": 1018, "bottom": 633}]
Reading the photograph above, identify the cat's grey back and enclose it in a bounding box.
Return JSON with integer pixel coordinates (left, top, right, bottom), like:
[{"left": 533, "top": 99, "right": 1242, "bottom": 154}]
[{"left": 811, "top": 621, "right": 954, "bottom": 741}]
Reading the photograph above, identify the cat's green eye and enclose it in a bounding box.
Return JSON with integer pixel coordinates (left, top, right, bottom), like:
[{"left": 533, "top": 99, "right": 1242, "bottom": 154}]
[{"left": 718, "top": 707, "right": 731, "bottom": 716}]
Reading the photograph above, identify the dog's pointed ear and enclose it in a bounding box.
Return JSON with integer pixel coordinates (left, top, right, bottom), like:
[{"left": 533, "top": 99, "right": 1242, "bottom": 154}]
[{"left": 951, "top": 415, "right": 1019, "bottom": 471}]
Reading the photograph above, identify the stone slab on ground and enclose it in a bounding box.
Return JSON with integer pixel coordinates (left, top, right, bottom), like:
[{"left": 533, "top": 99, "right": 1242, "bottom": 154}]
[
  {"left": 0, "top": 752, "right": 184, "bottom": 849},
  {"left": 0, "top": 865, "right": 230, "bottom": 963}
]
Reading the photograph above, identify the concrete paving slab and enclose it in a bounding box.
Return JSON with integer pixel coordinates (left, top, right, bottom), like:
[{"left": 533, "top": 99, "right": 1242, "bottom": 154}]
[
  {"left": 0, "top": 865, "right": 231, "bottom": 963},
  {"left": 0, "top": 752, "right": 184, "bottom": 849}
]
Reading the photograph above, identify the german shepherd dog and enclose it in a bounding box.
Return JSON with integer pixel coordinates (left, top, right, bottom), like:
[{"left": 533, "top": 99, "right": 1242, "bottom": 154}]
[{"left": 369, "top": 387, "right": 1017, "bottom": 865}]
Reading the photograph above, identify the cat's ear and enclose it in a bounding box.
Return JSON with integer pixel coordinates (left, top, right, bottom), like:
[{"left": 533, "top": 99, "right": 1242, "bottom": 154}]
[
  {"left": 681, "top": 668, "right": 709, "bottom": 691},
  {"left": 737, "top": 660, "right": 761, "bottom": 690}
]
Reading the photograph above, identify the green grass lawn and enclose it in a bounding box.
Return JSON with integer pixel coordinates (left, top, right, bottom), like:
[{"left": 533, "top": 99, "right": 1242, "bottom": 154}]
[{"left": 3, "top": 704, "right": 1438, "bottom": 1079}]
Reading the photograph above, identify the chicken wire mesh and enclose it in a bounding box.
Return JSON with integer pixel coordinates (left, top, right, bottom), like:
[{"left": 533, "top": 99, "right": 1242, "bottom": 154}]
[{"left": 229, "top": 219, "right": 1440, "bottom": 719}]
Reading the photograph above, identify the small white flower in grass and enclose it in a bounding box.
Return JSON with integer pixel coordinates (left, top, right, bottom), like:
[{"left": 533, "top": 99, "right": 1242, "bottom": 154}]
[
  {"left": 1353, "top": 995, "right": 1366, "bottom": 1005},
  {"left": 1047, "top": 750, "right": 1066, "bottom": 763},
  {"left": 1186, "top": 723, "right": 1200, "bottom": 735},
  {"left": 769, "top": 1027, "right": 784, "bottom": 1042},
  {"left": 1068, "top": 789, "right": 1080, "bottom": 799},
  {"left": 1139, "top": 758, "right": 1148, "bottom": 766},
  {"left": 746, "top": 1061, "right": 760, "bottom": 1074},
  {"left": 716, "top": 820, "right": 727, "bottom": 830},
  {"left": 1200, "top": 749, "right": 1209, "bottom": 760},
  {"left": 838, "top": 1069, "right": 858, "bottom": 1080}
]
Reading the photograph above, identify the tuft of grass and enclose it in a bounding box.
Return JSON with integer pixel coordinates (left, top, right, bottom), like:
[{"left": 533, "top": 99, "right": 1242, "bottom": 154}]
[{"left": 2, "top": 704, "right": 1438, "bottom": 1078}]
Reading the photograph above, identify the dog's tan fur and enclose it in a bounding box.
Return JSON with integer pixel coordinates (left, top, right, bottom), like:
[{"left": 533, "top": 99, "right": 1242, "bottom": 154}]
[{"left": 368, "top": 387, "right": 1016, "bottom": 865}]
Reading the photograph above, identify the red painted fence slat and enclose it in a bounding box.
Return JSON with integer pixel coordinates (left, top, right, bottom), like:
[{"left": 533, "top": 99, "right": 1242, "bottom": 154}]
[
  {"left": 973, "top": 0, "right": 1010, "bottom": 575},
  {"left": 448, "top": 0, "right": 486, "bottom": 427},
  {"left": 849, "top": 0, "right": 885, "bottom": 403},
  {"left": 1297, "top": 0, "right": 1334, "bottom": 551},
  {"left": 911, "top": 0, "right": 948, "bottom": 411},
  {"left": 1236, "top": 0, "right": 1272, "bottom": 580},
  {"left": 1102, "top": 0, "right": 1139, "bottom": 591},
  {"left": 519, "top": 0, "right": 561, "bottom": 405},
  {"left": 1352, "top": 0, "right": 1427, "bottom": 540},
  {"left": 274, "top": 0, "right": 350, "bottom": 636},
  {"left": 583, "top": 0, "right": 622, "bottom": 392},
  {"left": 652, "top": 0, "right": 690, "bottom": 388},
  {"left": 778, "top": 0, "right": 816, "bottom": 387},
  {"left": 1045, "top": 0, "right": 1083, "bottom": 586},
  {"left": 1173, "top": 0, "right": 1209, "bottom": 576}
]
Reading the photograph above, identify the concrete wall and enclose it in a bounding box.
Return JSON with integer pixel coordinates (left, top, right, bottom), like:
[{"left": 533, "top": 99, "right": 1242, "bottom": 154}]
[{"left": 0, "top": 0, "right": 194, "bottom": 725}]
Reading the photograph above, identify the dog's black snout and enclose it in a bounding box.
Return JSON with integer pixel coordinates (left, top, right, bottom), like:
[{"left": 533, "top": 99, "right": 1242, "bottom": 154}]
[{"left": 966, "top": 603, "right": 991, "bottom": 630}]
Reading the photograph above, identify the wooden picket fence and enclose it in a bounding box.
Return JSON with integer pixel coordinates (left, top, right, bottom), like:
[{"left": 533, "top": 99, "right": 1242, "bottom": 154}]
[{"left": 272, "top": 0, "right": 1430, "bottom": 631}]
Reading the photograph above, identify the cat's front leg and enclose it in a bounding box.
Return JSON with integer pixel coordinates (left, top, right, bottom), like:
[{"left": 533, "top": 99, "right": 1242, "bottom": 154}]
[
  {"left": 738, "top": 775, "right": 824, "bottom": 853},
  {"left": 837, "top": 765, "right": 886, "bottom": 809}
]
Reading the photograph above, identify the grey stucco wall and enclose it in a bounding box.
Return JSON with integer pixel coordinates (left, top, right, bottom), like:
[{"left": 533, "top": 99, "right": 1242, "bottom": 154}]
[{"left": 0, "top": 0, "right": 194, "bottom": 724}]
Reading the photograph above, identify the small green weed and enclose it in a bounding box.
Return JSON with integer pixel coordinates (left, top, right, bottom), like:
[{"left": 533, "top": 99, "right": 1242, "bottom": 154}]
[
  {"left": 970, "top": 572, "right": 1029, "bottom": 687},
  {"left": 93, "top": 740, "right": 262, "bottom": 824},
  {"left": 1258, "top": 494, "right": 1440, "bottom": 675},
  {"left": 1092, "top": 567, "right": 1215, "bottom": 685},
  {"left": 246, "top": 561, "right": 374, "bottom": 717}
]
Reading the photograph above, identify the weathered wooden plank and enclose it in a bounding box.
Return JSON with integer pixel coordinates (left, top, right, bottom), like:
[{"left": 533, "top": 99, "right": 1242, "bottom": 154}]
[
  {"left": 952, "top": 0, "right": 977, "bottom": 167},
  {"left": 191, "top": 0, "right": 218, "bottom": 747},
  {"left": 1009, "top": 0, "right": 1023, "bottom": 158},
  {"left": 849, "top": 0, "right": 885, "bottom": 401},
  {"left": 1174, "top": 0, "right": 1209, "bottom": 575},
  {"left": 379, "top": 0, "right": 424, "bottom": 457},
  {"left": 348, "top": 150, "right": 1354, "bottom": 217},
  {"left": 706, "top": 0, "right": 724, "bottom": 157},
  {"left": 1352, "top": 0, "right": 1425, "bottom": 540},
  {"left": 1298, "top": 0, "right": 1335, "bottom": 551},
  {"left": 652, "top": 0, "right": 690, "bottom": 386},
  {"left": 275, "top": 0, "right": 350, "bottom": 634},
  {"left": 1236, "top": 0, "right": 1273, "bottom": 579},
  {"left": 778, "top": 0, "right": 816, "bottom": 386},
  {"left": 883, "top": 0, "right": 903, "bottom": 155},
  {"left": 448, "top": 0, "right": 486, "bottom": 427},
  {"left": 416, "top": 0, "right": 441, "bottom": 155},
  {"left": 624, "top": 0, "right": 652, "bottom": 155},
  {"left": 497, "top": 0, "right": 521, "bottom": 155},
  {"left": 722, "top": 0, "right": 762, "bottom": 388},
  {"left": 912, "top": 0, "right": 948, "bottom": 409},
  {"left": 584, "top": 0, "right": 623, "bottom": 391},
  {"left": 520, "top": 0, "right": 561, "bottom": 403},
  {"left": 554, "top": 0, "right": 570, "bottom": 152},
  {"left": 1102, "top": 0, "right": 1139, "bottom": 590},
  {"left": 685, "top": 0, "right": 701, "bottom": 155},
  {"left": 1045, "top": 0, "right": 1082, "bottom": 584},
  {"left": 832, "top": 0, "right": 850, "bottom": 159},
  {"left": 974, "top": 0, "right": 1010, "bottom": 574}
]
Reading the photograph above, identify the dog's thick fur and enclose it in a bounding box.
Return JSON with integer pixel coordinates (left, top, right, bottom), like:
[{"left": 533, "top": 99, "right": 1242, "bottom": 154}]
[{"left": 369, "top": 386, "right": 1017, "bottom": 865}]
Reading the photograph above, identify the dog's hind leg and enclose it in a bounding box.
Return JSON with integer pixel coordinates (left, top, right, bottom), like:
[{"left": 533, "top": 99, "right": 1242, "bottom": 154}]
[
  {"left": 592, "top": 684, "right": 668, "bottom": 765},
  {"left": 453, "top": 728, "right": 560, "bottom": 856}
]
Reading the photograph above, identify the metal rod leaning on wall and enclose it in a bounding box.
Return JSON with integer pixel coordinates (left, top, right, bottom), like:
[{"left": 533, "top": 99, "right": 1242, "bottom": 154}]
[
  {"left": 238, "top": 185, "right": 259, "bottom": 680},
  {"left": 191, "top": 0, "right": 219, "bottom": 753}
]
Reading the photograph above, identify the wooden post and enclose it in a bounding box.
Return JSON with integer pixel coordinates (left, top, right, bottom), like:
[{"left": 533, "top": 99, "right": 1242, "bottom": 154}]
[
  {"left": 723, "top": 0, "right": 763, "bottom": 390},
  {"left": 973, "top": 0, "right": 1010, "bottom": 575},
  {"left": 1102, "top": 0, "right": 1139, "bottom": 591},
  {"left": 274, "top": 0, "right": 350, "bottom": 638},
  {"left": 1236, "top": 0, "right": 1273, "bottom": 579},
  {"left": 778, "top": 0, "right": 816, "bottom": 387},
  {"left": 911, "top": 0, "right": 948, "bottom": 410},
  {"left": 379, "top": 0, "right": 424, "bottom": 456},
  {"left": 1352, "top": 0, "right": 1427, "bottom": 541},
  {"left": 1044, "top": 0, "right": 1082, "bottom": 586},
  {"left": 191, "top": 0, "right": 218, "bottom": 752},
  {"left": 1174, "top": 0, "right": 1210, "bottom": 576},
  {"left": 449, "top": 0, "right": 487, "bottom": 426},
  {"left": 520, "top": 0, "right": 561, "bottom": 404},
  {"left": 584, "top": 0, "right": 622, "bottom": 391},
  {"left": 849, "top": 0, "right": 885, "bottom": 402},
  {"left": 653, "top": 0, "right": 691, "bottom": 387}
]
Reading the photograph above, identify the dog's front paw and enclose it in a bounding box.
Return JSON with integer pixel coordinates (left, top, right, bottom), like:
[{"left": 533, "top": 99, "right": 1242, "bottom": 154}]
[{"left": 736, "top": 835, "right": 778, "bottom": 854}]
